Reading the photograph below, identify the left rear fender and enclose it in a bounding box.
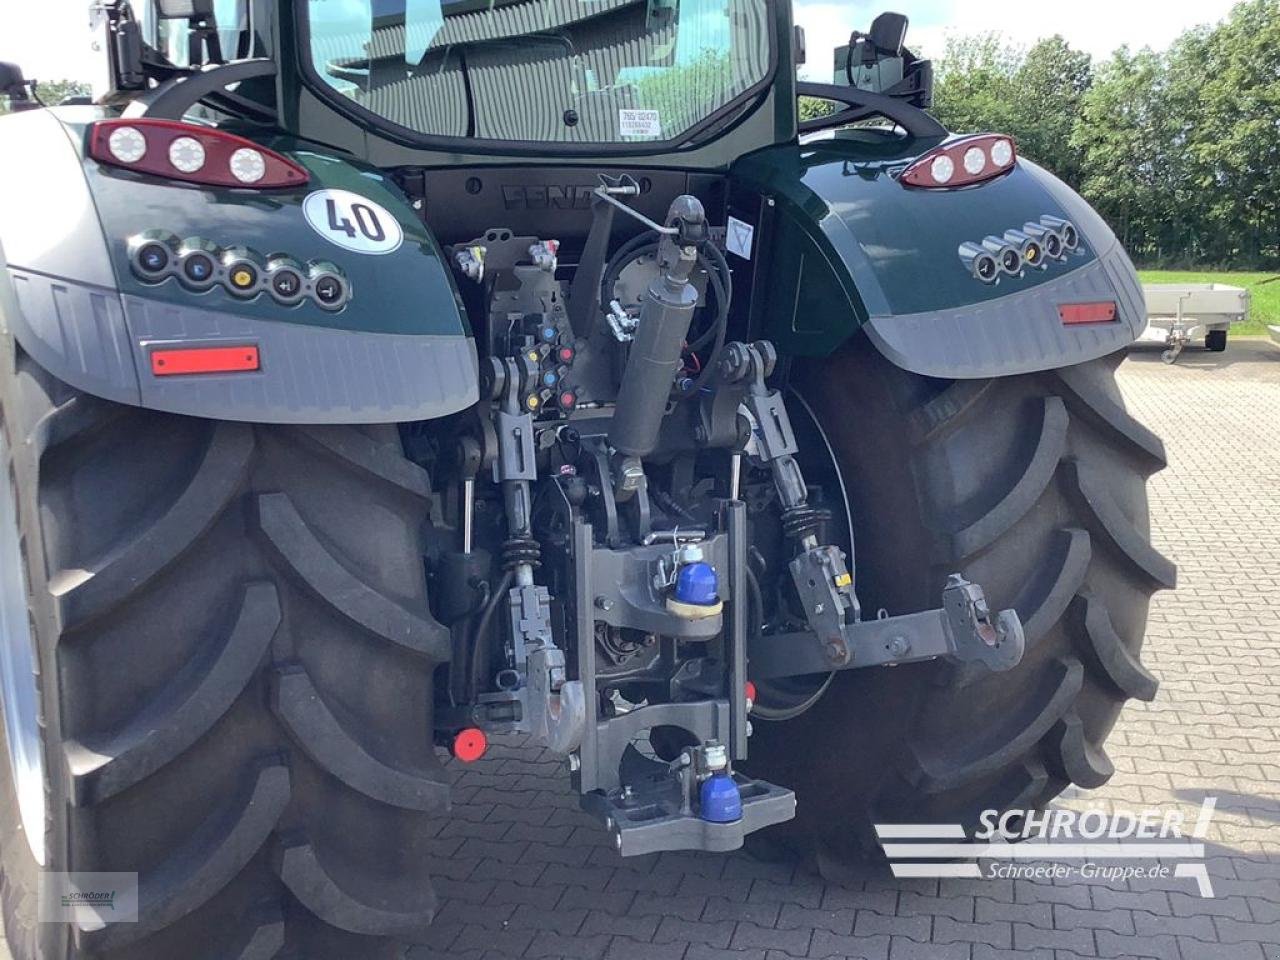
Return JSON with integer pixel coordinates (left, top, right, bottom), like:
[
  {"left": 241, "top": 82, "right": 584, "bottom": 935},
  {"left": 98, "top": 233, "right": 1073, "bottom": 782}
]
[{"left": 0, "top": 107, "right": 477, "bottom": 423}]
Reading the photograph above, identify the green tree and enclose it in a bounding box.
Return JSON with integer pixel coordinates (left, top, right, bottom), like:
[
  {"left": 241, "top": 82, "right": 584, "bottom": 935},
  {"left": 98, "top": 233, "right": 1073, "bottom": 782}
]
[
  {"left": 930, "top": 33, "right": 1022, "bottom": 137},
  {"left": 1, "top": 78, "right": 91, "bottom": 115},
  {"left": 1168, "top": 0, "right": 1280, "bottom": 264},
  {"left": 798, "top": 95, "right": 836, "bottom": 121},
  {"left": 1011, "top": 36, "right": 1092, "bottom": 185},
  {"left": 932, "top": 33, "right": 1092, "bottom": 188},
  {"left": 1070, "top": 47, "right": 1179, "bottom": 259}
]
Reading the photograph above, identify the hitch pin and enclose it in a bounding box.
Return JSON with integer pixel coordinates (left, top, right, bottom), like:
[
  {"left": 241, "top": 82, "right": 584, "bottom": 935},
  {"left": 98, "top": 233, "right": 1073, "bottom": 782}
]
[
  {"left": 642, "top": 529, "right": 707, "bottom": 546},
  {"left": 592, "top": 185, "right": 679, "bottom": 236}
]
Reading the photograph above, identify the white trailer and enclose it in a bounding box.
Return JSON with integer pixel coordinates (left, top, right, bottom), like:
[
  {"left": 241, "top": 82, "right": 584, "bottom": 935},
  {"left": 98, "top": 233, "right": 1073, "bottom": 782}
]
[{"left": 1142, "top": 283, "right": 1251, "bottom": 363}]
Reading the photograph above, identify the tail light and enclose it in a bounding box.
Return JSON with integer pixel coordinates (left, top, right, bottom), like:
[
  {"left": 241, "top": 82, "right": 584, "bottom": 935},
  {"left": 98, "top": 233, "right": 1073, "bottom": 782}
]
[
  {"left": 901, "top": 134, "right": 1017, "bottom": 190},
  {"left": 88, "top": 119, "right": 309, "bottom": 189}
]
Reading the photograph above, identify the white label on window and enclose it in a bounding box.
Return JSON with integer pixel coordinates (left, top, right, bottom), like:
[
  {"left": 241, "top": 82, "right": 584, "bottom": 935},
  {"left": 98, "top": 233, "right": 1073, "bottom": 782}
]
[
  {"left": 302, "top": 189, "right": 404, "bottom": 255},
  {"left": 726, "top": 216, "right": 754, "bottom": 261},
  {"left": 618, "top": 109, "right": 661, "bottom": 138}
]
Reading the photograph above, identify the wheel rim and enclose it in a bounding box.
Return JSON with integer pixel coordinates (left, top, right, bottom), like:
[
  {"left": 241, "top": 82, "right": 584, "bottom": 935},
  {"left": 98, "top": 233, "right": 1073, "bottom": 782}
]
[{"left": 0, "top": 434, "right": 46, "bottom": 865}]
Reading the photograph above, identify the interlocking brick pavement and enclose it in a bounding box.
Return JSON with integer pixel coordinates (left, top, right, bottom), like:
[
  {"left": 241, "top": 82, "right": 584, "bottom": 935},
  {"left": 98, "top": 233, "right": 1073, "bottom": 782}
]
[{"left": 3, "top": 340, "right": 1278, "bottom": 959}]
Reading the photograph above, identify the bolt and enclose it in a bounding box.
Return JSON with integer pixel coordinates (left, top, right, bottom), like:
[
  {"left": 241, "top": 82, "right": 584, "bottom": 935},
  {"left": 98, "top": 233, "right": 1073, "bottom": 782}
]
[
  {"left": 814, "top": 603, "right": 825, "bottom": 615},
  {"left": 595, "top": 595, "right": 615, "bottom": 611},
  {"left": 888, "top": 636, "right": 911, "bottom": 659},
  {"left": 620, "top": 461, "right": 645, "bottom": 490},
  {"left": 825, "top": 641, "right": 845, "bottom": 662},
  {"left": 746, "top": 720, "right": 754, "bottom": 738}
]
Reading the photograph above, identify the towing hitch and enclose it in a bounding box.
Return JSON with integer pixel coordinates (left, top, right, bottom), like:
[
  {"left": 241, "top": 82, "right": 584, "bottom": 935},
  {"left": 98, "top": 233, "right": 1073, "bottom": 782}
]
[
  {"left": 720, "top": 339, "right": 1025, "bottom": 682},
  {"left": 748, "top": 573, "right": 1025, "bottom": 681},
  {"left": 568, "top": 504, "right": 796, "bottom": 857}
]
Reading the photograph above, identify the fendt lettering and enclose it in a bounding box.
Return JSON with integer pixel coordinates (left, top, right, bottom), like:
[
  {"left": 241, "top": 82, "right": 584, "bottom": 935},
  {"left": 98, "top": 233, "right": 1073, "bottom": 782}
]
[{"left": 502, "top": 184, "right": 598, "bottom": 210}]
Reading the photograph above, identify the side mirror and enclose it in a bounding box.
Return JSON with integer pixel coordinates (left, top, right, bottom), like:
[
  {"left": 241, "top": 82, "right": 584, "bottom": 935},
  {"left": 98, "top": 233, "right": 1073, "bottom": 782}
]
[
  {"left": 867, "top": 13, "right": 908, "bottom": 58},
  {"left": 0, "top": 61, "right": 29, "bottom": 97},
  {"left": 0, "top": 61, "right": 37, "bottom": 110},
  {"left": 153, "top": 0, "right": 213, "bottom": 18},
  {"left": 153, "top": 0, "right": 225, "bottom": 65}
]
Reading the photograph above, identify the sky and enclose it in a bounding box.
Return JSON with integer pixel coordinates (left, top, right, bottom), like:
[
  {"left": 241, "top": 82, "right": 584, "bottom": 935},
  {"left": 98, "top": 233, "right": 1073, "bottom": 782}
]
[
  {"left": 794, "top": 0, "right": 1241, "bottom": 78},
  {"left": 0, "top": 0, "right": 1245, "bottom": 86}
]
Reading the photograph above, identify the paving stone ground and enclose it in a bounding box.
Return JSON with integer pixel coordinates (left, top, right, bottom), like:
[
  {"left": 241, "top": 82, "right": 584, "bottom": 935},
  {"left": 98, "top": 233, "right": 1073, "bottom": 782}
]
[{"left": 5, "top": 339, "right": 1280, "bottom": 959}]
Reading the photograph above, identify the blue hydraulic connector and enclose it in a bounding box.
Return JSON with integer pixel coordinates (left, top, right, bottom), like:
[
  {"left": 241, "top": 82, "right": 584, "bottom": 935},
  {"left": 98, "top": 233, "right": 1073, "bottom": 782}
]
[
  {"left": 675, "top": 561, "right": 719, "bottom": 606},
  {"left": 698, "top": 742, "right": 742, "bottom": 823}
]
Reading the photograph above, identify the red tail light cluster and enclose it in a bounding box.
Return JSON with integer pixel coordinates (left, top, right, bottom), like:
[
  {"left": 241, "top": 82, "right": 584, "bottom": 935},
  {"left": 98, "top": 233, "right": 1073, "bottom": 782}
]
[
  {"left": 901, "top": 134, "right": 1017, "bottom": 190},
  {"left": 88, "top": 119, "right": 309, "bottom": 189}
]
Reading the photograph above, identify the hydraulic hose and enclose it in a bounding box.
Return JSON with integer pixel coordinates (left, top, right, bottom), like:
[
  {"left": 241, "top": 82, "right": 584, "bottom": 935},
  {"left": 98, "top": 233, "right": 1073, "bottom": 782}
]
[
  {"left": 679, "top": 243, "right": 732, "bottom": 399},
  {"left": 469, "top": 569, "right": 514, "bottom": 702}
]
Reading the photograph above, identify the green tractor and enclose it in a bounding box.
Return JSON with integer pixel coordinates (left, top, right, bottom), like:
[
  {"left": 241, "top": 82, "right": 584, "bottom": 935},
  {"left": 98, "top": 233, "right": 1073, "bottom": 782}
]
[{"left": 0, "top": 1, "right": 1171, "bottom": 956}]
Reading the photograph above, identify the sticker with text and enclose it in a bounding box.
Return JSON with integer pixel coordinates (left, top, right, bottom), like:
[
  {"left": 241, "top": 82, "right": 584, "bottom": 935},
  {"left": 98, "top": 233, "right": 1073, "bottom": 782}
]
[{"left": 619, "top": 109, "right": 661, "bottom": 138}]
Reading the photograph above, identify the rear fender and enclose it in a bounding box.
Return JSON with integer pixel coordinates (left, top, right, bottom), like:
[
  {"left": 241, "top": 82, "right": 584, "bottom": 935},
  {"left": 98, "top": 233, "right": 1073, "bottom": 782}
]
[
  {"left": 729, "top": 137, "right": 1145, "bottom": 378},
  {"left": 0, "top": 107, "right": 477, "bottom": 423}
]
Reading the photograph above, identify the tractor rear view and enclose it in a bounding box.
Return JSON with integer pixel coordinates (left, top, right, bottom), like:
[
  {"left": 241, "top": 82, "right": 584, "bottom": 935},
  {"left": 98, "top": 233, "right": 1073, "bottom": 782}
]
[{"left": 0, "top": 2, "right": 1172, "bottom": 957}]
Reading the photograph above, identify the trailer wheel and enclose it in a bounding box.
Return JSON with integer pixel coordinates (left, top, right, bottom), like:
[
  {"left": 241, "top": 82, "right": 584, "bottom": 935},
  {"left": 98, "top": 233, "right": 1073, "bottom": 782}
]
[
  {"left": 1205, "top": 329, "right": 1228, "bottom": 352},
  {"left": 745, "top": 337, "right": 1171, "bottom": 865},
  {"left": 0, "top": 345, "right": 449, "bottom": 959}
]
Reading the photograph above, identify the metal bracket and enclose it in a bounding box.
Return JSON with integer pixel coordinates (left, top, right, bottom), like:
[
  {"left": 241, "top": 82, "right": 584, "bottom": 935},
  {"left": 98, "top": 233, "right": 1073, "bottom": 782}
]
[
  {"left": 749, "top": 574, "right": 1024, "bottom": 680},
  {"left": 569, "top": 507, "right": 793, "bottom": 855},
  {"left": 526, "top": 644, "right": 586, "bottom": 755}
]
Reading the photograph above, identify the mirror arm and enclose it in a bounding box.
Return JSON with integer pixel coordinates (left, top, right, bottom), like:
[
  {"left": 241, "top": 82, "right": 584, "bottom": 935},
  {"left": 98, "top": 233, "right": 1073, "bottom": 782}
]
[
  {"left": 121, "top": 58, "right": 276, "bottom": 120},
  {"left": 796, "top": 81, "right": 945, "bottom": 138}
]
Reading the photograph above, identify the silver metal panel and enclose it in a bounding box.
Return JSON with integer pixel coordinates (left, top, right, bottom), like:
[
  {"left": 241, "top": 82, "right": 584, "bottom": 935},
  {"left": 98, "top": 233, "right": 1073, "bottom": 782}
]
[
  {"left": 864, "top": 244, "right": 1146, "bottom": 380},
  {"left": 0, "top": 110, "right": 116, "bottom": 289},
  {"left": 122, "top": 295, "right": 479, "bottom": 423},
  {"left": 8, "top": 269, "right": 141, "bottom": 404}
]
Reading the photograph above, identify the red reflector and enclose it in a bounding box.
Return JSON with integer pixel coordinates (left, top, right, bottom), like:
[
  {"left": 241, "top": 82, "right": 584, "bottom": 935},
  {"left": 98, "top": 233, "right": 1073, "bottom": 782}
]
[
  {"left": 1058, "top": 302, "right": 1118, "bottom": 326},
  {"left": 452, "top": 728, "right": 488, "bottom": 763},
  {"left": 150, "top": 345, "right": 260, "bottom": 376}
]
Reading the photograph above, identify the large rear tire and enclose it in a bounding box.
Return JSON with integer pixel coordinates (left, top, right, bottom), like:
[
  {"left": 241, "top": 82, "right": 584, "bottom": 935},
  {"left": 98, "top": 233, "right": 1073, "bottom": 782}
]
[
  {"left": 747, "top": 337, "right": 1173, "bottom": 866},
  {"left": 0, "top": 343, "right": 451, "bottom": 959}
]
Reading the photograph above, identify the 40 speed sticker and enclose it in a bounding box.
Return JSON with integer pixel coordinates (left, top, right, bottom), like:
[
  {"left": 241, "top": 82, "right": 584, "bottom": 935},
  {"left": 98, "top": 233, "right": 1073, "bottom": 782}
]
[{"left": 302, "top": 188, "right": 403, "bottom": 255}]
